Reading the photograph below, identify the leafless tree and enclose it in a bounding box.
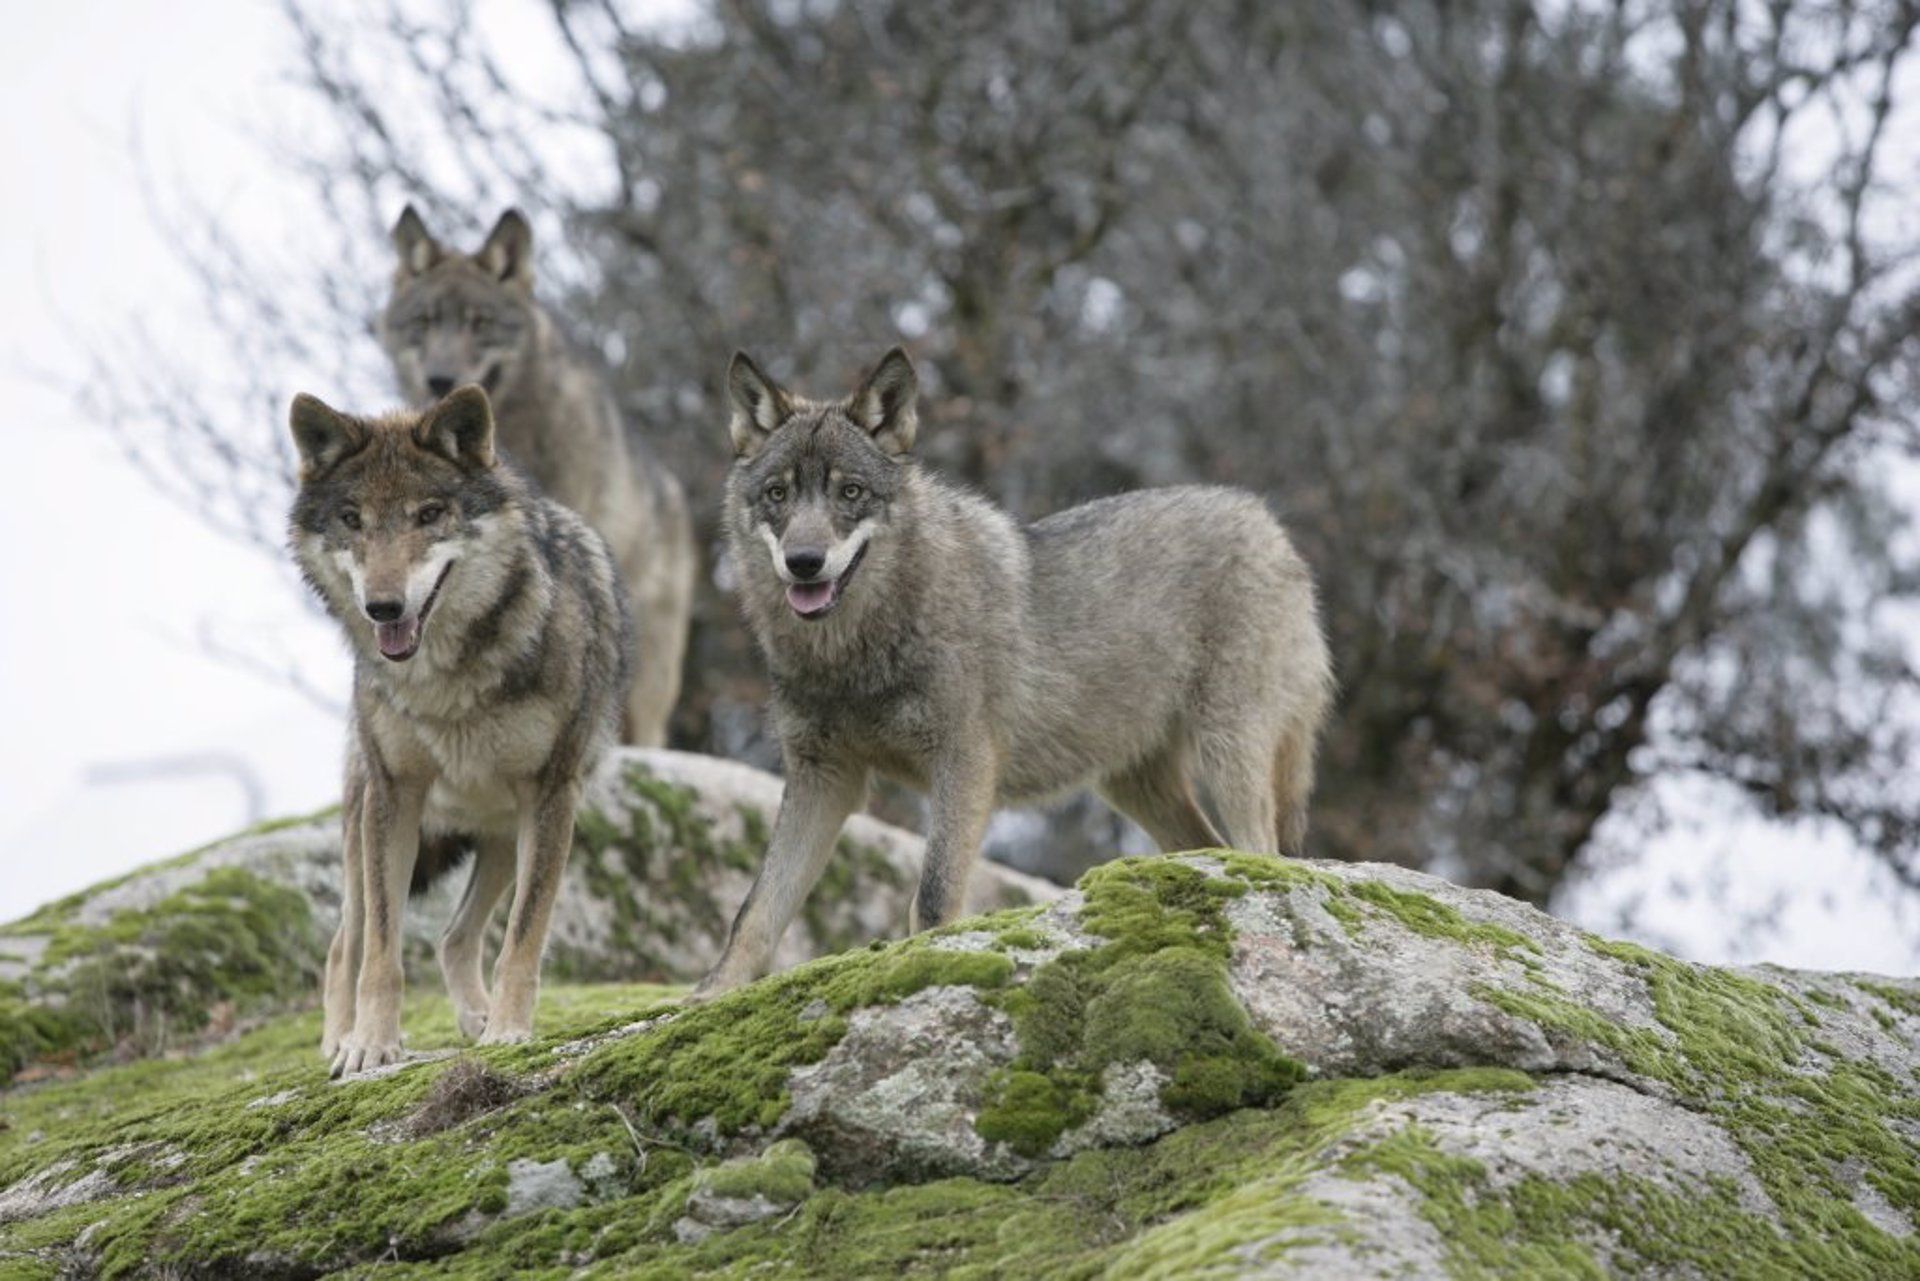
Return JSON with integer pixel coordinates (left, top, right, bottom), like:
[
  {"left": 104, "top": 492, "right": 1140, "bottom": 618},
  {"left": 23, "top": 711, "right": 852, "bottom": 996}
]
[{"left": 101, "top": 0, "right": 1920, "bottom": 908}]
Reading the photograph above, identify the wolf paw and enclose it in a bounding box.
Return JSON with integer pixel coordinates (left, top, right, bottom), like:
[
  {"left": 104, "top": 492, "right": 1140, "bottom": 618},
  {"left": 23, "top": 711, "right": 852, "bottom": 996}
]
[
  {"left": 477, "top": 1023, "right": 532, "bottom": 1046},
  {"left": 454, "top": 1004, "right": 490, "bottom": 1041},
  {"left": 329, "top": 1037, "right": 404, "bottom": 1078},
  {"left": 687, "top": 965, "right": 751, "bottom": 1004}
]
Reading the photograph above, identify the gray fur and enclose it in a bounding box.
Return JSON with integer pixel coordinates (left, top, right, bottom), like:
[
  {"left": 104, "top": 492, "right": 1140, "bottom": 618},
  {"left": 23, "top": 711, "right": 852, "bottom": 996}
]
[
  {"left": 699, "top": 349, "right": 1335, "bottom": 994},
  {"left": 379, "top": 205, "right": 694, "bottom": 746},
  {"left": 289, "top": 387, "right": 634, "bottom": 1074}
]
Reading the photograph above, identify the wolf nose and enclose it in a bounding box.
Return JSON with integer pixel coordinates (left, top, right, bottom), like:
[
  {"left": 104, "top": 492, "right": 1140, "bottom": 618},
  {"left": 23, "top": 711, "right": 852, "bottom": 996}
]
[
  {"left": 364, "top": 599, "right": 406, "bottom": 624},
  {"left": 785, "top": 549, "right": 828, "bottom": 580},
  {"left": 426, "top": 376, "right": 456, "bottom": 398}
]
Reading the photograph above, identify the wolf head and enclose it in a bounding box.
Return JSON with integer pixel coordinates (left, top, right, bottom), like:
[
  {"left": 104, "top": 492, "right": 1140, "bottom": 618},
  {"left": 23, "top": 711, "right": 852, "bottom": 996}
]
[
  {"left": 724, "top": 347, "right": 919, "bottom": 623},
  {"left": 288, "top": 386, "right": 518, "bottom": 663},
  {"left": 380, "top": 206, "right": 541, "bottom": 406}
]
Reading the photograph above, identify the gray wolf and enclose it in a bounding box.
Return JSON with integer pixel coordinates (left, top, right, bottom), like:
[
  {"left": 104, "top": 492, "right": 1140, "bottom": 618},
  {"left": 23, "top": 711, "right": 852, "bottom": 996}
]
[
  {"left": 380, "top": 205, "right": 694, "bottom": 747},
  {"left": 698, "top": 347, "right": 1334, "bottom": 995},
  {"left": 288, "top": 386, "right": 632, "bottom": 1075}
]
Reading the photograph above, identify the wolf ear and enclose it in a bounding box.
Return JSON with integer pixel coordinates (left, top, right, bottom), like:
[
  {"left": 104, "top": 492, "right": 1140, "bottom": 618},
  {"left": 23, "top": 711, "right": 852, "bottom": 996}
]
[
  {"left": 414, "top": 385, "right": 497, "bottom": 469},
  {"left": 727, "top": 352, "right": 791, "bottom": 458},
  {"left": 289, "top": 394, "right": 366, "bottom": 478},
  {"left": 477, "top": 209, "right": 534, "bottom": 287},
  {"left": 391, "top": 205, "right": 442, "bottom": 278},
  {"left": 849, "top": 346, "right": 918, "bottom": 455}
]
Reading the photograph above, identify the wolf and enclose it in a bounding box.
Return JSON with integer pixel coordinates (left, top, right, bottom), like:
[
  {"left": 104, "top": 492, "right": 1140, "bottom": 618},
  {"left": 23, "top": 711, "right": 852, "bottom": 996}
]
[
  {"left": 380, "top": 205, "right": 694, "bottom": 747},
  {"left": 288, "top": 385, "right": 633, "bottom": 1075},
  {"left": 697, "top": 348, "right": 1335, "bottom": 995}
]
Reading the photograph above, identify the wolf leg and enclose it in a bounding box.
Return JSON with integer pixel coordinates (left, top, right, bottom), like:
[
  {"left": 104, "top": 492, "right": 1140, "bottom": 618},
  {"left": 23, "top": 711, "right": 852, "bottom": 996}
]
[
  {"left": 438, "top": 833, "right": 516, "bottom": 1041},
  {"left": 482, "top": 781, "right": 579, "bottom": 1044},
  {"left": 1197, "top": 731, "right": 1281, "bottom": 856},
  {"left": 695, "top": 760, "right": 868, "bottom": 997},
  {"left": 617, "top": 514, "right": 693, "bottom": 747},
  {"left": 321, "top": 770, "right": 367, "bottom": 1060},
  {"left": 333, "top": 771, "right": 426, "bottom": 1077},
  {"left": 1272, "top": 726, "right": 1318, "bottom": 857},
  {"left": 909, "top": 740, "right": 999, "bottom": 932},
  {"left": 623, "top": 577, "right": 691, "bottom": 748},
  {"left": 1098, "top": 750, "right": 1224, "bottom": 853}
]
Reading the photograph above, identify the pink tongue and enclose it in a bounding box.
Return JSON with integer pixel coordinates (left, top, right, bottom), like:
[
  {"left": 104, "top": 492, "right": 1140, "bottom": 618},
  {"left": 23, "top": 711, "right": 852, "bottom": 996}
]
[
  {"left": 375, "top": 617, "right": 421, "bottom": 658},
  {"left": 786, "top": 580, "right": 835, "bottom": 616}
]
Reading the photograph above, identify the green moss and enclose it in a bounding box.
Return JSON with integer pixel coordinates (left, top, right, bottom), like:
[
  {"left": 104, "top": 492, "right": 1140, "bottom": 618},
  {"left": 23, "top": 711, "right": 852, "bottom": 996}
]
[
  {"left": 1472, "top": 936, "right": 1920, "bottom": 1273},
  {"left": 974, "top": 1069, "right": 1101, "bottom": 1157},
  {"left": 0, "top": 983, "right": 682, "bottom": 1277},
  {"left": 696, "top": 1139, "right": 817, "bottom": 1205},
  {"left": 1214, "top": 851, "right": 1345, "bottom": 893},
  {"left": 0, "top": 868, "right": 321, "bottom": 1080},
  {"left": 1854, "top": 979, "right": 1920, "bottom": 1020},
  {"left": 49, "top": 975, "right": 1856, "bottom": 1281},
  {"left": 1217, "top": 851, "right": 1535, "bottom": 953},
  {"left": 565, "top": 764, "right": 912, "bottom": 981},
  {"left": 0, "top": 984, "right": 90, "bottom": 1083},
  {"left": 3, "top": 802, "right": 345, "bottom": 941},
  {"left": 1348, "top": 1118, "right": 1920, "bottom": 1279},
  {"left": 976, "top": 859, "right": 1304, "bottom": 1157},
  {"left": 1344, "top": 881, "right": 1538, "bottom": 955},
  {"left": 802, "top": 836, "right": 910, "bottom": 957},
  {"left": 565, "top": 764, "right": 733, "bottom": 975},
  {"left": 2, "top": 978, "right": 1325, "bottom": 1276},
  {"left": 238, "top": 801, "right": 345, "bottom": 839},
  {"left": 9, "top": 842, "right": 1917, "bottom": 1277},
  {"left": 575, "top": 934, "right": 1013, "bottom": 1137},
  {"left": 1472, "top": 982, "right": 1681, "bottom": 1081}
]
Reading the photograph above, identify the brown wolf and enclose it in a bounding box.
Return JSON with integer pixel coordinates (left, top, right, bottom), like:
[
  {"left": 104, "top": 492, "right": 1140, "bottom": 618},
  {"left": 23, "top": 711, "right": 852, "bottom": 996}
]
[
  {"left": 380, "top": 206, "right": 694, "bottom": 746},
  {"left": 698, "top": 348, "right": 1335, "bottom": 995},
  {"left": 289, "top": 386, "right": 632, "bottom": 1075}
]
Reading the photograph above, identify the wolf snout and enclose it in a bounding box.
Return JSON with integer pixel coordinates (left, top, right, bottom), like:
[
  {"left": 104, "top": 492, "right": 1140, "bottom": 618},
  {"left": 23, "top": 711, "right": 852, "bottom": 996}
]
[
  {"left": 426, "top": 375, "right": 457, "bottom": 397},
  {"left": 364, "top": 598, "right": 407, "bottom": 623},
  {"left": 784, "top": 548, "right": 828, "bottom": 580}
]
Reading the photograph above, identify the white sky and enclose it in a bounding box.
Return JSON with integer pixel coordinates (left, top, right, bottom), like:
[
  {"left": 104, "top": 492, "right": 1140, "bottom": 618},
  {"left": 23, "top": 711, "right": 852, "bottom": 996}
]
[
  {"left": 0, "top": 0, "right": 1913, "bottom": 975},
  {"left": 0, "top": 2, "right": 347, "bottom": 914}
]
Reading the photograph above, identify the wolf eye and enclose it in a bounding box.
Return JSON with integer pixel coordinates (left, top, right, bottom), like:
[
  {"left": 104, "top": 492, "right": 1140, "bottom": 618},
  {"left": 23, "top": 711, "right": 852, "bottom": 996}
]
[
  {"left": 765, "top": 483, "right": 788, "bottom": 503},
  {"left": 840, "top": 482, "right": 864, "bottom": 501},
  {"left": 417, "top": 503, "right": 446, "bottom": 526},
  {"left": 341, "top": 511, "right": 362, "bottom": 531}
]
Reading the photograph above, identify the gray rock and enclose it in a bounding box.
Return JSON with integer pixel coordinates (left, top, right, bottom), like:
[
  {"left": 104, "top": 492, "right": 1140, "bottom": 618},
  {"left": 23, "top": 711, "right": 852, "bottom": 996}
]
[
  {"left": 784, "top": 985, "right": 1028, "bottom": 1183},
  {"left": 504, "top": 1157, "right": 586, "bottom": 1218},
  {"left": 0, "top": 1161, "right": 115, "bottom": 1226},
  {"left": 1258, "top": 1075, "right": 1776, "bottom": 1277},
  {"left": 1050, "top": 1060, "right": 1176, "bottom": 1157}
]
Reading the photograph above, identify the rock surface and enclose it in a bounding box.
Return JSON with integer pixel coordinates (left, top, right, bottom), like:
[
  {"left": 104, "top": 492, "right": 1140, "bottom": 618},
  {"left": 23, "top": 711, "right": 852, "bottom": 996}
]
[
  {"left": 1, "top": 824, "right": 1917, "bottom": 1276},
  {"left": 0, "top": 748, "right": 1055, "bottom": 1079}
]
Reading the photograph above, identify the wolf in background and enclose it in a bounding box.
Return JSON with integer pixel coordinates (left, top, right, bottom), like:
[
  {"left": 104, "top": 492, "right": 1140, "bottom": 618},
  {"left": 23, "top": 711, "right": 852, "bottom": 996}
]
[
  {"left": 698, "top": 347, "right": 1334, "bottom": 995},
  {"left": 381, "top": 206, "right": 693, "bottom": 746},
  {"left": 289, "top": 386, "right": 632, "bottom": 1075}
]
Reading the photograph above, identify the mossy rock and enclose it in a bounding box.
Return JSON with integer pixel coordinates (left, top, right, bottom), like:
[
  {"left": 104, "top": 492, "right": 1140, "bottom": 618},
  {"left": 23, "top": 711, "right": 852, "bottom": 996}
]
[{"left": 2, "top": 846, "right": 1917, "bottom": 1276}]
